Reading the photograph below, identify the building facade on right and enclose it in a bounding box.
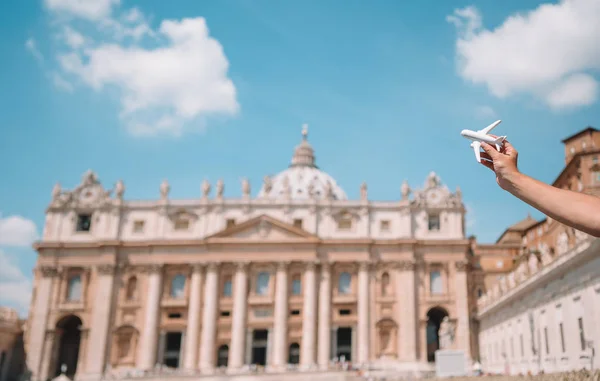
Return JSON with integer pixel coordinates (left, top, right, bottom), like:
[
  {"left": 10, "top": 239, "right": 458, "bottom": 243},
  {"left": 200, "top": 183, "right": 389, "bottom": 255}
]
[{"left": 477, "top": 127, "right": 600, "bottom": 375}]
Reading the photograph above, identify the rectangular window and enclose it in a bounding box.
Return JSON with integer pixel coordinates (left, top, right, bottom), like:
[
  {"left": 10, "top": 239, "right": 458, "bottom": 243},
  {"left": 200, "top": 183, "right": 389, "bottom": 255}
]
[
  {"left": 220, "top": 311, "right": 230, "bottom": 317},
  {"left": 76, "top": 214, "right": 92, "bottom": 232},
  {"left": 428, "top": 214, "right": 440, "bottom": 231},
  {"left": 510, "top": 337, "right": 514, "bottom": 358},
  {"left": 293, "top": 219, "right": 303, "bottom": 229},
  {"left": 254, "top": 308, "right": 272, "bottom": 317},
  {"left": 226, "top": 218, "right": 235, "bottom": 228},
  {"left": 520, "top": 334, "right": 524, "bottom": 357},
  {"left": 292, "top": 277, "right": 301, "bottom": 295},
  {"left": 338, "top": 219, "right": 352, "bottom": 230},
  {"left": 380, "top": 220, "right": 390, "bottom": 231},
  {"left": 544, "top": 327, "right": 549, "bottom": 354},
  {"left": 174, "top": 219, "right": 189, "bottom": 230},
  {"left": 579, "top": 317, "right": 586, "bottom": 350},
  {"left": 559, "top": 323, "right": 565, "bottom": 352},
  {"left": 290, "top": 309, "right": 300, "bottom": 316},
  {"left": 339, "top": 309, "right": 351, "bottom": 315},
  {"left": 132, "top": 220, "right": 145, "bottom": 233},
  {"left": 222, "top": 279, "right": 232, "bottom": 297},
  {"left": 430, "top": 270, "right": 442, "bottom": 294}
]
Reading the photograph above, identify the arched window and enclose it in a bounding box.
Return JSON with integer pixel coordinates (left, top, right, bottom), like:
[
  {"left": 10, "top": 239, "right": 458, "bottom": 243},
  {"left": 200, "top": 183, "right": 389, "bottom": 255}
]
[
  {"left": 67, "top": 275, "right": 82, "bottom": 301},
  {"left": 256, "top": 272, "right": 270, "bottom": 295},
  {"left": 288, "top": 343, "right": 300, "bottom": 364},
  {"left": 430, "top": 270, "right": 442, "bottom": 294},
  {"left": 338, "top": 272, "right": 351, "bottom": 294},
  {"left": 170, "top": 274, "right": 185, "bottom": 298},
  {"left": 477, "top": 288, "right": 483, "bottom": 298},
  {"left": 292, "top": 274, "right": 301, "bottom": 295},
  {"left": 381, "top": 272, "right": 390, "bottom": 296},
  {"left": 126, "top": 276, "right": 137, "bottom": 300},
  {"left": 217, "top": 345, "right": 229, "bottom": 367},
  {"left": 223, "top": 276, "right": 232, "bottom": 297}
]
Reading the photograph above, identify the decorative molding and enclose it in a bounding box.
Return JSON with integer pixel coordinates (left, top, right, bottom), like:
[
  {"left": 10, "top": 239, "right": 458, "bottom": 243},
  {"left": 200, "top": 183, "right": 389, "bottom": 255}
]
[
  {"left": 235, "top": 261, "right": 250, "bottom": 272},
  {"left": 305, "top": 260, "right": 319, "bottom": 271},
  {"left": 276, "top": 261, "right": 291, "bottom": 271},
  {"left": 206, "top": 261, "right": 221, "bottom": 272},
  {"left": 97, "top": 264, "right": 116, "bottom": 275},
  {"left": 139, "top": 264, "right": 163, "bottom": 274},
  {"left": 455, "top": 261, "right": 468, "bottom": 272},
  {"left": 397, "top": 261, "right": 416, "bottom": 271},
  {"left": 191, "top": 263, "right": 204, "bottom": 273},
  {"left": 39, "top": 266, "right": 59, "bottom": 278}
]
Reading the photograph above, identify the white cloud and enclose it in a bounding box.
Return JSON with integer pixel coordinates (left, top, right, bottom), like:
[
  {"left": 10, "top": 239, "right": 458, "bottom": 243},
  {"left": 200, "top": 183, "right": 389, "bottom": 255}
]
[
  {"left": 63, "top": 26, "right": 86, "bottom": 49},
  {"left": 58, "top": 17, "right": 239, "bottom": 136},
  {"left": 42, "top": 1, "right": 238, "bottom": 136},
  {"left": 0, "top": 213, "right": 39, "bottom": 247},
  {"left": 475, "top": 105, "right": 496, "bottom": 119},
  {"left": 447, "top": 0, "right": 600, "bottom": 110},
  {"left": 25, "top": 38, "right": 43, "bottom": 62},
  {"left": 0, "top": 249, "right": 32, "bottom": 316},
  {"left": 52, "top": 72, "right": 75, "bottom": 92},
  {"left": 44, "top": 0, "right": 119, "bottom": 20}
]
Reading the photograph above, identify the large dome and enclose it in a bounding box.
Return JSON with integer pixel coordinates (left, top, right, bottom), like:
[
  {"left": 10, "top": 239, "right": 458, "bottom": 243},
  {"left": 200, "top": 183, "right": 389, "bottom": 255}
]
[{"left": 257, "top": 125, "right": 347, "bottom": 200}]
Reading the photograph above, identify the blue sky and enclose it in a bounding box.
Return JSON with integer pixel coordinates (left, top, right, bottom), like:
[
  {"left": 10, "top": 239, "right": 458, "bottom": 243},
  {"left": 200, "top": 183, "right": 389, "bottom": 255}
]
[{"left": 1, "top": 0, "right": 599, "bottom": 315}]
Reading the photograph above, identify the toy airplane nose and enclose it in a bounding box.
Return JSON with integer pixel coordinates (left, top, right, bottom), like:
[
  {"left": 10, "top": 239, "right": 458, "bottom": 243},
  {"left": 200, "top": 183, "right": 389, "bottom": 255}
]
[{"left": 460, "top": 130, "right": 469, "bottom": 136}]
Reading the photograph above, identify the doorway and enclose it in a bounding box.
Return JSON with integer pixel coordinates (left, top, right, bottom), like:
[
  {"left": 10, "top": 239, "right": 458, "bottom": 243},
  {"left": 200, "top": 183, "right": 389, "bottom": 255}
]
[
  {"left": 163, "top": 332, "right": 183, "bottom": 368},
  {"left": 336, "top": 327, "right": 352, "bottom": 361},
  {"left": 54, "top": 315, "right": 82, "bottom": 379},
  {"left": 426, "top": 307, "right": 449, "bottom": 362},
  {"left": 251, "top": 329, "right": 268, "bottom": 366}
]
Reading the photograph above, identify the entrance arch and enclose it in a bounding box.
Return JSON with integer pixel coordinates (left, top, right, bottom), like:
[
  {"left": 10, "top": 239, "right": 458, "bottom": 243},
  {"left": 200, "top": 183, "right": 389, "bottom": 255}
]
[
  {"left": 426, "top": 306, "right": 448, "bottom": 362},
  {"left": 54, "top": 315, "right": 83, "bottom": 379}
]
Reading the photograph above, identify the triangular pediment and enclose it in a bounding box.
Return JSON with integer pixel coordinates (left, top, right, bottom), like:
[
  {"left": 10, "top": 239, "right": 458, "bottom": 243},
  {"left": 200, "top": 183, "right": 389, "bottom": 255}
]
[{"left": 207, "top": 214, "right": 318, "bottom": 242}]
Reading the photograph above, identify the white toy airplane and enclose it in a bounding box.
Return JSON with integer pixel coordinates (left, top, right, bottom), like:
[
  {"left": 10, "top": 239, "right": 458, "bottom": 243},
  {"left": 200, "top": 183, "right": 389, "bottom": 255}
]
[{"left": 460, "top": 120, "right": 506, "bottom": 163}]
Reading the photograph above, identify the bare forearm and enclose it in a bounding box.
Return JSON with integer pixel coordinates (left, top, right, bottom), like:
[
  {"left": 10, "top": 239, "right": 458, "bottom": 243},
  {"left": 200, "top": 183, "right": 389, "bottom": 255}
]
[{"left": 504, "top": 172, "right": 600, "bottom": 237}]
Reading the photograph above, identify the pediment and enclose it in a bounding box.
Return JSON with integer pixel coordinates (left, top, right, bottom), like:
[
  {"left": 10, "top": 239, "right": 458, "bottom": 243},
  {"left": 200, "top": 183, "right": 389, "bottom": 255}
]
[{"left": 207, "top": 214, "right": 318, "bottom": 242}]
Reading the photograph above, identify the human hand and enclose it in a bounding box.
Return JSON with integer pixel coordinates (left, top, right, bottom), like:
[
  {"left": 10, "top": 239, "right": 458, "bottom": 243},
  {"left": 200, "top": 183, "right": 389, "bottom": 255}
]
[{"left": 479, "top": 137, "right": 520, "bottom": 190}]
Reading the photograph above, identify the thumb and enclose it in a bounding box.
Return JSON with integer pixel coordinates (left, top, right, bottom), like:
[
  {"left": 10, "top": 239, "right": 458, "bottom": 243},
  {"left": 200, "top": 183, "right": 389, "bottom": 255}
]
[{"left": 480, "top": 142, "right": 500, "bottom": 159}]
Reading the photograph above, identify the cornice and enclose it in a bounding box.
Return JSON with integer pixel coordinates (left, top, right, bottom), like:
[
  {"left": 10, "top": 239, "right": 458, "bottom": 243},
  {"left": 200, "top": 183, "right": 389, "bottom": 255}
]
[{"left": 33, "top": 237, "right": 472, "bottom": 251}]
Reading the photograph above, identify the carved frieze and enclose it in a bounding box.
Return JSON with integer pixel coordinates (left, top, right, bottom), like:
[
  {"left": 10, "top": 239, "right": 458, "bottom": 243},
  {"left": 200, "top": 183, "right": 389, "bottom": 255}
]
[{"left": 138, "top": 264, "right": 164, "bottom": 274}]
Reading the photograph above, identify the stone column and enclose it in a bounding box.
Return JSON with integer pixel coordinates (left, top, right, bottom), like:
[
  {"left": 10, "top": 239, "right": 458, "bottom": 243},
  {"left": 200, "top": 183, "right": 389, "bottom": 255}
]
[
  {"left": 86, "top": 264, "right": 117, "bottom": 376},
  {"left": 229, "top": 262, "right": 249, "bottom": 370},
  {"left": 357, "top": 262, "right": 370, "bottom": 365},
  {"left": 183, "top": 264, "right": 203, "bottom": 370},
  {"left": 198, "top": 262, "right": 220, "bottom": 372},
  {"left": 301, "top": 261, "right": 317, "bottom": 369},
  {"left": 318, "top": 262, "right": 331, "bottom": 369},
  {"left": 137, "top": 264, "right": 163, "bottom": 370},
  {"left": 454, "top": 261, "right": 472, "bottom": 361},
  {"left": 272, "top": 261, "right": 289, "bottom": 369},
  {"left": 27, "top": 266, "right": 57, "bottom": 380},
  {"left": 398, "top": 261, "right": 417, "bottom": 361}
]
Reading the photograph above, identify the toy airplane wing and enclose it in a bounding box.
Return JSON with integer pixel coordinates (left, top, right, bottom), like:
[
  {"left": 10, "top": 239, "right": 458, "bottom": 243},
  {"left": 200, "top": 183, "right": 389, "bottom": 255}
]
[
  {"left": 478, "top": 120, "right": 502, "bottom": 135},
  {"left": 472, "top": 141, "right": 481, "bottom": 162}
]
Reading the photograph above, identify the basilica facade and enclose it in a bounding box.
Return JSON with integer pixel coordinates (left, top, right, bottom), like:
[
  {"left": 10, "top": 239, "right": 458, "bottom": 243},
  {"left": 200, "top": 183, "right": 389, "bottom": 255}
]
[{"left": 25, "top": 127, "right": 477, "bottom": 380}]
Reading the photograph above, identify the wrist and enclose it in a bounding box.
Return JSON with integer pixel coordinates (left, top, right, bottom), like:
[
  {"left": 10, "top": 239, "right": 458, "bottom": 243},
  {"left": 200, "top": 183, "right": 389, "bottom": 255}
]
[{"left": 500, "top": 170, "right": 525, "bottom": 193}]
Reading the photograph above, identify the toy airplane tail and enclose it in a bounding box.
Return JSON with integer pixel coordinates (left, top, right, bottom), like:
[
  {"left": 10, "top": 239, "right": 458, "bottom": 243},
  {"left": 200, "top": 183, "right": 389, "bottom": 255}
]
[{"left": 494, "top": 136, "right": 507, "bottom": 151}]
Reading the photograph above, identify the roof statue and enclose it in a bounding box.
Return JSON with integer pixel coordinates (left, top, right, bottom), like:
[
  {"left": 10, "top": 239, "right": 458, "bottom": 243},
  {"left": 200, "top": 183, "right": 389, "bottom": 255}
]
[
  {"left": 202, "top": 179, "right": 211, "bottom": 198},
  {"left": 401, "top": 180, "right": 411, "bottom": 200},
  {"left": 257, "top": 124, "right": 347, "bottom": 200},
  {"left": 216, "top": 179, "right": 224, "bottom": 198},
  {"left": 114, "top": 179, "right": 125, "bottom": 199},
  {"left": 160, "top": 179, "right": 170, "bottom": 199}
]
